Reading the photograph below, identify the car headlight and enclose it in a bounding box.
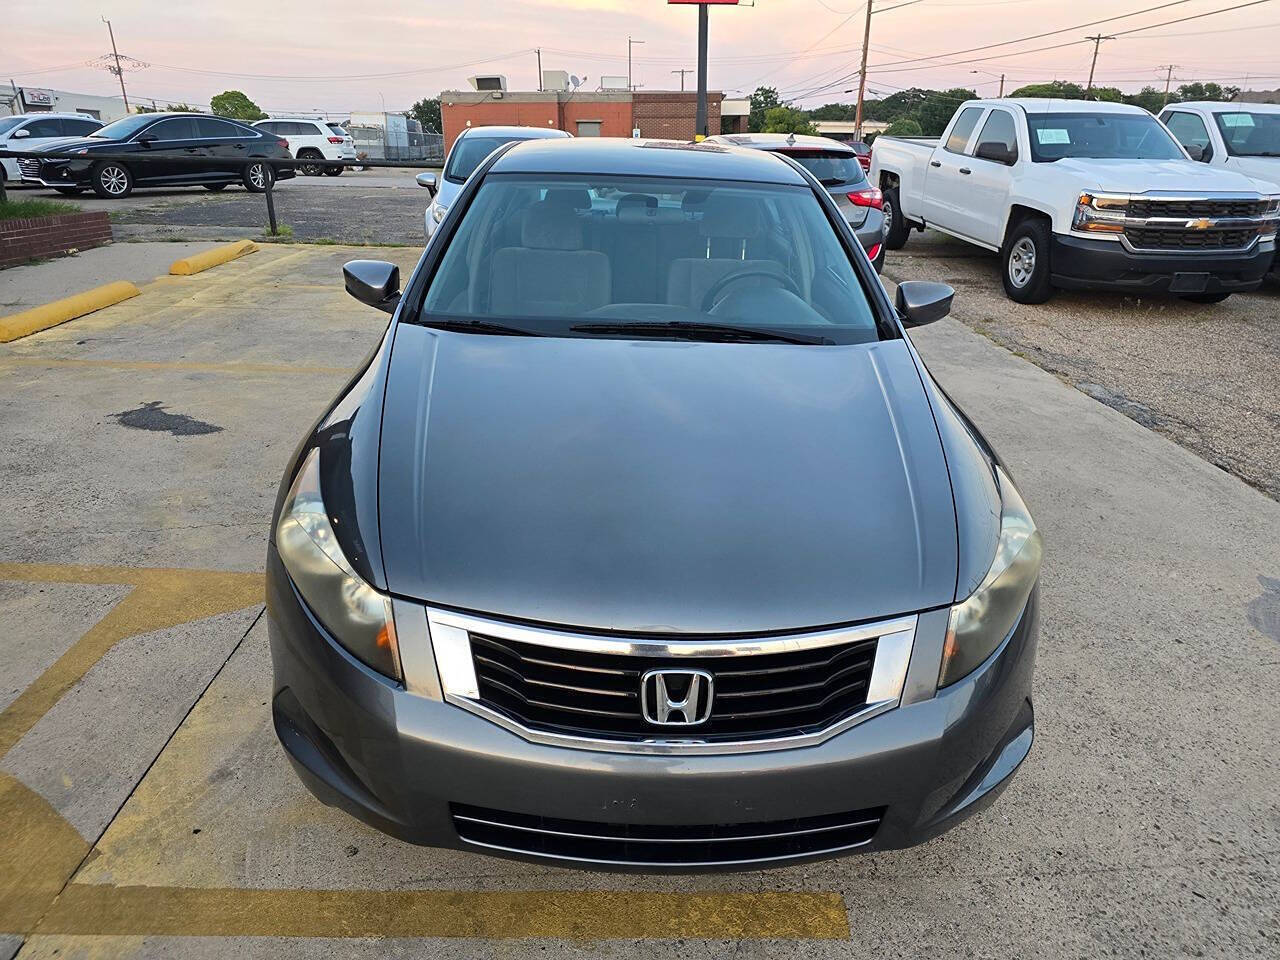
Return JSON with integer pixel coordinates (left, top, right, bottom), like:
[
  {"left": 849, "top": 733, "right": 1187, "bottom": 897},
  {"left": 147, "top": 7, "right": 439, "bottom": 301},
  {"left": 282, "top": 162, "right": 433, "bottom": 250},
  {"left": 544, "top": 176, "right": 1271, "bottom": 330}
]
[
  {"left": 1071, "top": 192, "right": 1128, "bottom": 234},
  {"left": 940, "top": 466, "right": 1041, "bottom": 687},
  {"left": 431, "top": 203, "right": 448, "bottom": 224},
  {"left": 276, "top": 449, "right": 401, "bottom": 680}
]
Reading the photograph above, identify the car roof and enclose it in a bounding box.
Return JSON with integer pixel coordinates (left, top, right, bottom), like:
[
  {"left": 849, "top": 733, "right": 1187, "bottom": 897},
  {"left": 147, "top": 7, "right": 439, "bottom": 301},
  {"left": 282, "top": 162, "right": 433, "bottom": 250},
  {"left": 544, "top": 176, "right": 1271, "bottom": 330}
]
[
  {"left": 459, "top": 125, "right": 571, "bottom": 139},
  {"left": 971, "top": 98, "right": 1148, "bottom": 116},
  {"left": 489, "top": 137, "right": 809, "bottom": 185},
  {"left": 9, "top": 112, "right": 100, "bottom": 121},
  {"left": 708, "top": 133, "right": 856, "bottom": 154},
  {"left": 1172, "top": 100, "right": 1280, "bottom": 114}
]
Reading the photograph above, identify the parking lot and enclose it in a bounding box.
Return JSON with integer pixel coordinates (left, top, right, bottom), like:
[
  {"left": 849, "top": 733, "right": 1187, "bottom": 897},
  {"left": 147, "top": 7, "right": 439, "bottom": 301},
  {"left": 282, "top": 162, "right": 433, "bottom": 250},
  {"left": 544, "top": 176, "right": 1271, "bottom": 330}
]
[{"left": 2, "top": 200, "right": 1277, "bottom": 959}]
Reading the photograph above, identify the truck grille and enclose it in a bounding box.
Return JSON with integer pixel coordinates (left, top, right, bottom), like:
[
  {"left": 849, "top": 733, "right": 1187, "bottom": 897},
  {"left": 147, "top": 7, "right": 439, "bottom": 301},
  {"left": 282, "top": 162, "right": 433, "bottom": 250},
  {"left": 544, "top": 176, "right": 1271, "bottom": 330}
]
[
  {"left": 469, "top": 630, "right": 879, "bottom": 742},
  {"left": 451, "top": 802, "right": 884, "bottom": 867},
  {"left": 1128, "top": 197, "right": 1266, "bottom": 219},
  {"left": 17, "top": 157, "right": 43, "bottom": 179},
  {"left": 1125, "top": 226, "right": 1257, "bottom": 251}
]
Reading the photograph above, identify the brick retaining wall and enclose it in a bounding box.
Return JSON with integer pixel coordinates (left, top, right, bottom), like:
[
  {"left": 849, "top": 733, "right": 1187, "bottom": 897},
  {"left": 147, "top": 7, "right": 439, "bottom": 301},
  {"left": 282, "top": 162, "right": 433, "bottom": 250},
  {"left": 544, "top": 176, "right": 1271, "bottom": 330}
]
[{"left": 0, "top": 211, "right": 113, "bottom": 268}]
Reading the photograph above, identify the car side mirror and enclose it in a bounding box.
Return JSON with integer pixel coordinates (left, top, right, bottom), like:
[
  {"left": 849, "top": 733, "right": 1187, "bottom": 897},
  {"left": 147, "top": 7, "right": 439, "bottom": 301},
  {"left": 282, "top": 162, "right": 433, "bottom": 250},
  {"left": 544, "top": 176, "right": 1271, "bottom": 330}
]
[
  {"left": 416, "top": 171, "right": 437, "bottom": 195},
  {"left": 343, "top": 260, "right": 401, "bottom": 314},
  {"left": 137, "top": 133, "right": 157, "bottom": 147},
  {"left": 975, "top": 141, "right": 1016, "bottom": 165},
  {"left": 12, "top": 128, "right": 30, "bottom": 139},
  {"left": 895, "top": 281, "right": 954, "bottom": 327}
]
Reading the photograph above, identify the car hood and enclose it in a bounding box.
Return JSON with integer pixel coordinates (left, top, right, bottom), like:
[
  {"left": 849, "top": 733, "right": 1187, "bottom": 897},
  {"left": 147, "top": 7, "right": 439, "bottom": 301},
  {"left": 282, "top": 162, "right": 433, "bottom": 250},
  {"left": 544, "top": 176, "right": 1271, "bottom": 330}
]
[
  {"left": 30, "top": 136, "right": 111, "bottom": 155},
  {"left": 1225, "top": 156, "right": 1280, "bottom": 190},
  {"left": 377, "top": 326, "right": 959, "bottom": 634},
  {"left": 1053, "top": 157, "right": 1266, "bottom": 194}
]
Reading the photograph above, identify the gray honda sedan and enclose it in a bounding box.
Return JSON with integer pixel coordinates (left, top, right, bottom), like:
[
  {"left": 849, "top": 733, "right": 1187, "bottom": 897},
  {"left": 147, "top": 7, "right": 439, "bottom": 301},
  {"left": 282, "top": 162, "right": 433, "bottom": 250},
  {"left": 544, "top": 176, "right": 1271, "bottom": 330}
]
[{"left": 267, "top": 137, "right": 1041, "bottom": 871}]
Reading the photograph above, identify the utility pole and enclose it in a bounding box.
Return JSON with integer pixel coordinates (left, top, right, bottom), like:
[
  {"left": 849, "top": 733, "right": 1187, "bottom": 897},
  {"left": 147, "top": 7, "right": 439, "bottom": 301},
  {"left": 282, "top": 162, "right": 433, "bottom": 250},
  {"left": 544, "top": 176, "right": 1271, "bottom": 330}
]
[
  {"left": 628, "top": 36, "right": 645, "bottom": 92},
  {"left": 853, "top": 2, "right": 874, "bottom": 138},
  {"left": 102, "top": 17, "right": 130, "bottom": 113},
  {"left": 671, "top": 68, "right": 693, "bottom": 92},
  {"left": 536, "top": 48, "right": 542, "bottom": 91},
  {"left": 999, "top": 73, "right": 1005, "bottom": 97},
  {"left": 695, "top": 6, "right": 709, "bottom": 138},
  {"left": 1085, "top": 34, "right": 1114, "bottom": 94},
  {"left": 1159, "top": 64, "right": 1179, "bottom": 107}
]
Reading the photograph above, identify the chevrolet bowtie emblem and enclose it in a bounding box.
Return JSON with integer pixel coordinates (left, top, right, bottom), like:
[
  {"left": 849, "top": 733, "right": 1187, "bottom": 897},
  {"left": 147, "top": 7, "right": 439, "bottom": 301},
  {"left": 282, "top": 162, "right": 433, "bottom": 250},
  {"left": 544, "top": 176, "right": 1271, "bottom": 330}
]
[{"left": 1186, "top": 218, "right": 1214, "bottom": 230}]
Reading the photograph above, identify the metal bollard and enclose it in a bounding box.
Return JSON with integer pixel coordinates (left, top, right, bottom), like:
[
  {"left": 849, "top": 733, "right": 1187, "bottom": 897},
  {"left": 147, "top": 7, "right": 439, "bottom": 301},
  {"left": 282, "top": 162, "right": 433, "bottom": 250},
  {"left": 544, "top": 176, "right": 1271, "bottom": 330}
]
[{"left": 264, "top": 170, "right": 278, "bottom": 237}]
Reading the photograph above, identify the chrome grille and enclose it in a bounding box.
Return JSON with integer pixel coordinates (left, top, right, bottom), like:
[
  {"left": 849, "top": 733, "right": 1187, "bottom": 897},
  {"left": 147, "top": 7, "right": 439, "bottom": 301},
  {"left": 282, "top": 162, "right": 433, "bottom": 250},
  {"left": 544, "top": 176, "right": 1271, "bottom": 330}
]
[
  {"left": 451, "top": 802, "right": 885, "bottom": 866},
  {"left": 17, "top": 157, "right": 42, "bottom": 179},
  {"left": 469, "top": 630, "right": 879, "bottom": 741}
]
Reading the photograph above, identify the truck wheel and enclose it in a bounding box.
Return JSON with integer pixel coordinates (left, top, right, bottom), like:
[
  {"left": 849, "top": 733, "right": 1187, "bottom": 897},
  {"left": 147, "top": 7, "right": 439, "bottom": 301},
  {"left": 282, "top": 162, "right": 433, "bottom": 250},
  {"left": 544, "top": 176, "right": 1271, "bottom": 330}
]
[
  {"left": 1178, "top": 292, "right": 1231, "bottom": 304},
  {"left": 1002, "top": 218, "right": 1053, "bottom": 304},
  {"left": 91, "top": 161, "right": 133, "bottom": 199},
  {"left": 883, "top": 187, "right": 910, "bottom": 250}
]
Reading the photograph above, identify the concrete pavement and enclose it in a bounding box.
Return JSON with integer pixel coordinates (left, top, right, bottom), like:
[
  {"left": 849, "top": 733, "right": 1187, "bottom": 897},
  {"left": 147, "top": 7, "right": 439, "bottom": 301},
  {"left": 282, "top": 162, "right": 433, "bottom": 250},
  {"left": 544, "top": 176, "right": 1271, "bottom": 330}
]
[{"left": 0, "top": 245, "right": 1276, "bottom": 958}]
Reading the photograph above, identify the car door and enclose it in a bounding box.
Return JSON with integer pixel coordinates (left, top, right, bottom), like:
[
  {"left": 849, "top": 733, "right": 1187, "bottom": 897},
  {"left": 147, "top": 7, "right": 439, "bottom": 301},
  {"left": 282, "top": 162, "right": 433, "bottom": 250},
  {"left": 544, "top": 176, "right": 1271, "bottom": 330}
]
[
  {"left": 12, "top": 116, "right": 67, "bottom": 152},
  {"left": 1161, "top": 109, "right": 1216, "bottom": 165},
  {"left": 138, "top": 116, "right": 203, "bottom": 183},
  {"left": 966, "top": 107, "right": 1020, "bottom": 247},
  {"left": 921, "top": 105, "right": 986, "bottom": 234},
  {"left": 196, "top": 116, "right": 246, "bottom": 178}
]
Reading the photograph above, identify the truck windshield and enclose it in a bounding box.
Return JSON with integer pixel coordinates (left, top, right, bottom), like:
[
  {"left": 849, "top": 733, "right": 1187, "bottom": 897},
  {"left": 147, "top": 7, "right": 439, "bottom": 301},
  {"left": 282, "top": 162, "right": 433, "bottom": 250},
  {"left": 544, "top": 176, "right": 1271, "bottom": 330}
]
[
  {"left": 1025, "top": 113, "right": 1183, "bottom": 162},
  {"left": 1212, "top": 111, "right": 1280, "bottom": 157},
  {"left": 419, "top": 174, "right": 881, "bottom": 344}
]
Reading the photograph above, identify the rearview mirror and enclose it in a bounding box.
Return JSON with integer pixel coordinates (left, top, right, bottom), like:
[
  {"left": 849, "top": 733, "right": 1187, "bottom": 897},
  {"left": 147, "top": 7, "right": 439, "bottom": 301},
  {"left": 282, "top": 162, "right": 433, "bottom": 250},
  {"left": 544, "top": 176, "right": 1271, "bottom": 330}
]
[
  {"left": 343, "top": 260, "right": 401, "bottom": 314},
  {"left": 416, "top": 171, "right": 437, "bottom": 195},
  {"left": 975, "top": 141, "right": 1016, "bottom": 165},
  {"left": 12, "top": 128, "right": 30, "bottom": 139},
  {"left": 895, "top": 281, "right": 954, "bottom": 327}
]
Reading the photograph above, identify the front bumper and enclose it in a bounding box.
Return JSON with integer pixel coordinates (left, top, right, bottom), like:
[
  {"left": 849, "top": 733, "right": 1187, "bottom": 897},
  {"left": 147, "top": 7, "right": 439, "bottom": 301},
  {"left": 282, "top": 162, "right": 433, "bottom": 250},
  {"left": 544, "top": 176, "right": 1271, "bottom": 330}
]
[
  {"left": 1051, "top": 233, "right": 1274, "bottom": 293},
  {"left": 266, "top": 544, "right": 1038, "bottom": 871}
]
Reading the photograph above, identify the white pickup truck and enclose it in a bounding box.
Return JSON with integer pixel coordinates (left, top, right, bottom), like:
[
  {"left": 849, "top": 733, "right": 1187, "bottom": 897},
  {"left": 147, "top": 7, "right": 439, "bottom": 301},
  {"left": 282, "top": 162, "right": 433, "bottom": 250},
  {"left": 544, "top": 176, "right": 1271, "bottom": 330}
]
[
  {"left": 1159, "top": 101, "right": 1280, "bottom": 189},
  {"left": 871, "top": 98, "right": 1279, "bottom": 303}
]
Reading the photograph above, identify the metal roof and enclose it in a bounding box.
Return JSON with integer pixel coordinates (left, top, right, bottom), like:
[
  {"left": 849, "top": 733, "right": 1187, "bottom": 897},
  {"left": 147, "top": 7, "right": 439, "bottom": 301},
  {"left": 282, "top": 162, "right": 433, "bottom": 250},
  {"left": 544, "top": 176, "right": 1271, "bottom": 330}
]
[{"left": 489, "top": 137, "right": 808, "bottom": 184}]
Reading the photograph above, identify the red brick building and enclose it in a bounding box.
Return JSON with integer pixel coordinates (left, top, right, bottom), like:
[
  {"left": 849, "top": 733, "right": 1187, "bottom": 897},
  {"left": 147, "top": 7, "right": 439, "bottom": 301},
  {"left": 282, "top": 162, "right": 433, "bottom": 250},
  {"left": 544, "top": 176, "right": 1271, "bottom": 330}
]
[{"left": 440, "top": 89, "right": 727, "bottom": 151}]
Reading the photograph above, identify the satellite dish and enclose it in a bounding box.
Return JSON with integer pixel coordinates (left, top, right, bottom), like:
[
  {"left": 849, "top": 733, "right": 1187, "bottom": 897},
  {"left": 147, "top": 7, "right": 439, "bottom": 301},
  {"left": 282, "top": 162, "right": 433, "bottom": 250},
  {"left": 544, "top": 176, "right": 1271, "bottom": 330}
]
[{"left": 570, "top": 75, "right": 582, "bottom": 89}]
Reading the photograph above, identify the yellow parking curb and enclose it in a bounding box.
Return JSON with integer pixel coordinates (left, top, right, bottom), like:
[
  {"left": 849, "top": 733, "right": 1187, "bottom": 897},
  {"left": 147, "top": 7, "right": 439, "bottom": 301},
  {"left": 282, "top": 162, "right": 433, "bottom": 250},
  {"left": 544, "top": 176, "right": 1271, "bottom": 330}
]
[
  {"left": 0, "top": 281, "right": 141, "bottom": 343},
  {"left": 169, "top": 239, "right": 259, "bottom": 276}
]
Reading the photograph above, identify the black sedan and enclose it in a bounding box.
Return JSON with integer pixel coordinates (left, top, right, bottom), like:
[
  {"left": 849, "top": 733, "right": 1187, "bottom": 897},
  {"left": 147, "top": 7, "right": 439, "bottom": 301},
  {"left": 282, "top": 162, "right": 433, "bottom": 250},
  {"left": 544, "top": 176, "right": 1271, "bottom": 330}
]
[{"left": 17, "top": 112, "right": 295, "bottom": 198}]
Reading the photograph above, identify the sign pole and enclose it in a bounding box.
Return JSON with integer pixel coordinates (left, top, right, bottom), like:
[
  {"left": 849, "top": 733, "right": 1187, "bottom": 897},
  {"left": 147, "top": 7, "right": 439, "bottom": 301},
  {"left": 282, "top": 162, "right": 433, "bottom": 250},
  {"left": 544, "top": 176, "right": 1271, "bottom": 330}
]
[{"left": 695, "top": 4, "right": 709, "bottom": 139}]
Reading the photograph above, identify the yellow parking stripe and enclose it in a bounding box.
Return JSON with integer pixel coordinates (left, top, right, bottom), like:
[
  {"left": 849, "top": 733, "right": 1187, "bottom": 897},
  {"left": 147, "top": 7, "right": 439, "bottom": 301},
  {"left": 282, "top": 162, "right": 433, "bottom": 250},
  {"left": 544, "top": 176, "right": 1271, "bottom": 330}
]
[
  {"left": 0, "top": 773, "right": 90, "bottom": 933},
  {"left": 34, "top": 886, "right": 850, "bottom": 940},
  {"left": 0, "top": 356, "right": 351, "bottom": 376}
]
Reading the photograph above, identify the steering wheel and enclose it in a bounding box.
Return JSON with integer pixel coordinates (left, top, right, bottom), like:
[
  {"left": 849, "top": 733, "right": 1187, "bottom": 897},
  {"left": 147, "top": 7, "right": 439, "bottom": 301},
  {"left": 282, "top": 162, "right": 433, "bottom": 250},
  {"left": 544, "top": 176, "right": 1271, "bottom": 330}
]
[{"left": 700, "top": 266, "right": 800, "bottom": 313}]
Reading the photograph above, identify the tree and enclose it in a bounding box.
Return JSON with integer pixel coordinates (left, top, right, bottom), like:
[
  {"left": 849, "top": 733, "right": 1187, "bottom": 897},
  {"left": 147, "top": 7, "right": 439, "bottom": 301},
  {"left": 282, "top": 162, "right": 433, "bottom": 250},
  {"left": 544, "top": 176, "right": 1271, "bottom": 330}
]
[
  {"left": 1124, "top": 86, "right": 1167, "bottom": 113},
  {"left": 808, "top": 102, "right": 858, "bottom": 121},
  {"left": 761, "top": 106, "right": 817, "bottom": 135},
  {"left": 1175, "top": 82, "right": 1239, "bottom": 103},
  {"left": 408, "top": 97, "right": 442, "bottom": 133},
  {"left": 884, "top": 117, "right": 923, "bottom": 137},
  {"left": 1008, "top": 81, "right": 1088, "bottom": 100},
  {"left": 748, "top": 86, "right": 782, "bottom": 133},
  {"left": 210, "top": 90, "right": 266, "bottom": 122},
  {"left": 916, "top": 88, "right": 977, "bottom": 135}
]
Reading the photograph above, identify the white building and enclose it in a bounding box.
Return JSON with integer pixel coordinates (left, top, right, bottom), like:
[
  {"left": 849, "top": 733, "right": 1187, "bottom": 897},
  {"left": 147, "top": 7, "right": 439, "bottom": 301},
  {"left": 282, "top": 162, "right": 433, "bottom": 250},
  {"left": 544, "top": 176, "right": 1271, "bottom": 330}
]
[{"left": 2, "top": 86, "right": 133, "bottom": 121}]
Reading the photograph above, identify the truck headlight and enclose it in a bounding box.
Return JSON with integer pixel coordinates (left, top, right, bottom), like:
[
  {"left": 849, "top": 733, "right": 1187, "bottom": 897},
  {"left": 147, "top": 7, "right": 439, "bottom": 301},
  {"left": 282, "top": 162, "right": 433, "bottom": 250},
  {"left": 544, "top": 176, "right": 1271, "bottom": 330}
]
[
  {"left": 940, "top": 467, "right": 1041, "bottom": 687},
  {"left": 276, "top": 449, "right": 401, "bottom": 680},
  {"left": 1072, "top": 192, "right": 1127, "bottom": 234},
  {"left": 431, "top": 203, "right": 448, "bottom": 224}
]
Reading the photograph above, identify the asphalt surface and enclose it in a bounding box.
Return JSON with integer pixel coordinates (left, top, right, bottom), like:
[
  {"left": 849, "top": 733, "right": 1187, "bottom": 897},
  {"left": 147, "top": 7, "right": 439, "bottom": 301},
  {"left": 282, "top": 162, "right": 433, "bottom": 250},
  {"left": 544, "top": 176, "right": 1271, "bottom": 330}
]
[
  {"left": 883, "top": 230, "right": 1280, "bottom": 501},
  {"left": 0, "top": 241, "right": 1277, "bottom": 958}
]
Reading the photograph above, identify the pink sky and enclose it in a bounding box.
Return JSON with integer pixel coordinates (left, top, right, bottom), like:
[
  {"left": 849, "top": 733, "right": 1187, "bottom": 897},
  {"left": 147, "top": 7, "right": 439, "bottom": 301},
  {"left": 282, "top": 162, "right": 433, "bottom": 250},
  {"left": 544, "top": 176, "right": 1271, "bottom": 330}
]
[{"left": 5, "top": 0, "right": 1279, "bottom": 115}]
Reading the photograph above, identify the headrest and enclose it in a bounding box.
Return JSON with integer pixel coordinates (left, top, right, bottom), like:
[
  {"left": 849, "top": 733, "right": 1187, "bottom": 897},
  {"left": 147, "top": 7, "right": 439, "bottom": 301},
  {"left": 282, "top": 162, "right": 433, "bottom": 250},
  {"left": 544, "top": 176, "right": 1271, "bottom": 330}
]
[
  {"left": 544, "top": 188, "right": 592, "bottom": 211},
  {"left": 697, "top": 193, "right": 764, "bottom": 239},
  {"left": 521, "top": 201, "right": 583, "bottom": 250}
]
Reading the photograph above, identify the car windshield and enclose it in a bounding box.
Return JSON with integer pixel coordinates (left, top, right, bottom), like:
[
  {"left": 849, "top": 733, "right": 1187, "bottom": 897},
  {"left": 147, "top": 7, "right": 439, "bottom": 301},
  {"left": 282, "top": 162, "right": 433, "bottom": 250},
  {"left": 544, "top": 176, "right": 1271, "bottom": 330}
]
[
  {"left": 445, "top": 135, "right": 539, "bottom": 183},
  {"left": 418, "top": 174, "right": 881, "bottom": 345},
  {"left": 90, "top": 114, "right": 156, "bottom": 141},
  {"left": 777, "top": 149, "right": 866, "bottom": 186},
  {"left": 1025, "top": 112, "right": 1183, "bottom": 162},
  {"left": 0, "top": 117, "right": 24, "bottom": 136},
  {"left": 1212, "top": 111, "right": 1280, "bottom": 157}
]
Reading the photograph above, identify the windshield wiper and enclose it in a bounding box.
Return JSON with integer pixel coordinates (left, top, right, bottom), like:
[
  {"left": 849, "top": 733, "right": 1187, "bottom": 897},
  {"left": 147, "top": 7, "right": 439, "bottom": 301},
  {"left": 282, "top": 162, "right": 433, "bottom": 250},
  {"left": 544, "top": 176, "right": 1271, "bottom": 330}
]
[
  {"left": 570, "top": 320, "right": 833, "bottom": 345},
  {"left": 422, "top": 318, "right": 540, "bottom": 337}
]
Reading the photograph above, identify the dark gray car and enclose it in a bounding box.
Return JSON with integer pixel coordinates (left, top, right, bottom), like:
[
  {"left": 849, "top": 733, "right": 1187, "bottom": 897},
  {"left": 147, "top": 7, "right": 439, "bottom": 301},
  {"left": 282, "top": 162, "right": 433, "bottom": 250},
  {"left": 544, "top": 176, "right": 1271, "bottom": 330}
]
[
  {"left": 267, "top": 137, "right": 1040, "bottom": 871},
  {"left": 707, "top": 132, "right": 888, "bottom": 272}
]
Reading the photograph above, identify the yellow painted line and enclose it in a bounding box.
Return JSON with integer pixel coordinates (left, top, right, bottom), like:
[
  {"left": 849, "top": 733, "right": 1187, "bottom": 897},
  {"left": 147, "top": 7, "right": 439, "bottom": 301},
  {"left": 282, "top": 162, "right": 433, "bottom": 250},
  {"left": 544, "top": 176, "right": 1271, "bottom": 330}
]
[
  {"left": 0, "top": 356, "right": 351, "bottom": 376},
  {"left": 31, "top": 886, "right": 849, "bottom": 940},
  {"left": 0, "top": 282, "right": 140, "bottom": 344},
  {"left": 168, "top": 239, "right": 259, "bottom": 276},
  {"left": 0, "top": 773, "right": 90, "bottom": 934},
  {"left": 0, "top": 564, "right": 263, "bottom": 757}
]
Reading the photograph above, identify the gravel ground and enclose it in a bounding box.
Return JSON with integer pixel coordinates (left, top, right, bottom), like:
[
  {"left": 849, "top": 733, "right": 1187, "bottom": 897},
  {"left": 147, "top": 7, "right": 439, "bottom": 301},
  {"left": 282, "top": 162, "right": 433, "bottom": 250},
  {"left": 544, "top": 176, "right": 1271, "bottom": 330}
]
[{"left": 884, "top": 231, "right": 1280, "bottom": 501}]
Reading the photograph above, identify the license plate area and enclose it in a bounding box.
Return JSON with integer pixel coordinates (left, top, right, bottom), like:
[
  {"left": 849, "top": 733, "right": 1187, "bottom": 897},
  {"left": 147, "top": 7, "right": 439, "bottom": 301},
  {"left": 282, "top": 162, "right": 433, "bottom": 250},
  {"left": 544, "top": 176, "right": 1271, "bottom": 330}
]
[{"left": 1169, "top": 273, "right": 1210, "bottom": 293}]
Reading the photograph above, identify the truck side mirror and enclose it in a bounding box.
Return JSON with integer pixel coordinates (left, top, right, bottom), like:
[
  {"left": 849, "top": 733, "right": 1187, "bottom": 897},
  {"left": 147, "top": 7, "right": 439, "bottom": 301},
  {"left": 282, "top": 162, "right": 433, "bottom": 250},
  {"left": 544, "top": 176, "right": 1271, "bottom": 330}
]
[
  {"left": 1184, "top": 143, "right": 1210, "bottom": 163},
  {"left": 343, "top": 260, "right": 401, "bottom": 314},
  {"left": 975, "top": 141, "right": 1017, "bottom": 165},
  {"left": 895, "top": 281, "right": 954, "bottom": 327}
]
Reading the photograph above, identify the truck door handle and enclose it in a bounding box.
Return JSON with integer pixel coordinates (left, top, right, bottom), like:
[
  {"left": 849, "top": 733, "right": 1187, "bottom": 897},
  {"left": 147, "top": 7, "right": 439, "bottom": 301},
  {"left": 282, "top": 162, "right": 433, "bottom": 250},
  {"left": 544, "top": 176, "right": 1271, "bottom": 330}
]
[
  {"left": 930, "top": 160, "right": 942, "bottom": 168},
  {"left": 959, "top": 167, "right": 972, "bottom": 175}
]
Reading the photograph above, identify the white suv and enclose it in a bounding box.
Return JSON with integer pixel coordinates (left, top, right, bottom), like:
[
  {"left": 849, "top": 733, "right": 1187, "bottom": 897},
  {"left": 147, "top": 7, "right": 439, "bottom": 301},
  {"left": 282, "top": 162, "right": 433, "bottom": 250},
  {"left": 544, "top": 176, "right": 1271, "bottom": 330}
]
[
  {"left": 0, "top": 113, "right": 103, "bottom": 188},
  {"left": 253, "top": 118, "right": 356, "bottom": 176}
]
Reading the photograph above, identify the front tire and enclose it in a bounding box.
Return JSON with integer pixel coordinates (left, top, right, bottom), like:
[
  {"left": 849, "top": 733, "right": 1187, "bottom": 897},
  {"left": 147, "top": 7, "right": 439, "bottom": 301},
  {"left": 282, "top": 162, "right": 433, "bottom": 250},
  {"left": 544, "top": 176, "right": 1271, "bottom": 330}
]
[
  {"left": 1002, "top": 217, "right": 1054, "bottom": 304},
  {"left": 91, "top": 161, "right": 133, "bottom": 199},
  {"left": 242, "top": 160, "right": 274, "bottom": 193},
  {"left": 883, "top": 187, "right": 911, "bottom": 250}
]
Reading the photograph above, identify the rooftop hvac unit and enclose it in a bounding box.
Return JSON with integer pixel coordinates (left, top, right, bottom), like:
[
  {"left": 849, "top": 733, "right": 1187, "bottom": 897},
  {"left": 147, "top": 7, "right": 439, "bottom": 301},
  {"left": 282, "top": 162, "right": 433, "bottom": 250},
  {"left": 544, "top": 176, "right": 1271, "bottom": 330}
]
[
  {"left": 542, "top": 70, "right": 570, "bottom": 92},
  {"left": 600, "top": 75, "right": 628, "bottom": 91},
  {"left": 468, "top": 75, "right": 508, "bottom": 92}
]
